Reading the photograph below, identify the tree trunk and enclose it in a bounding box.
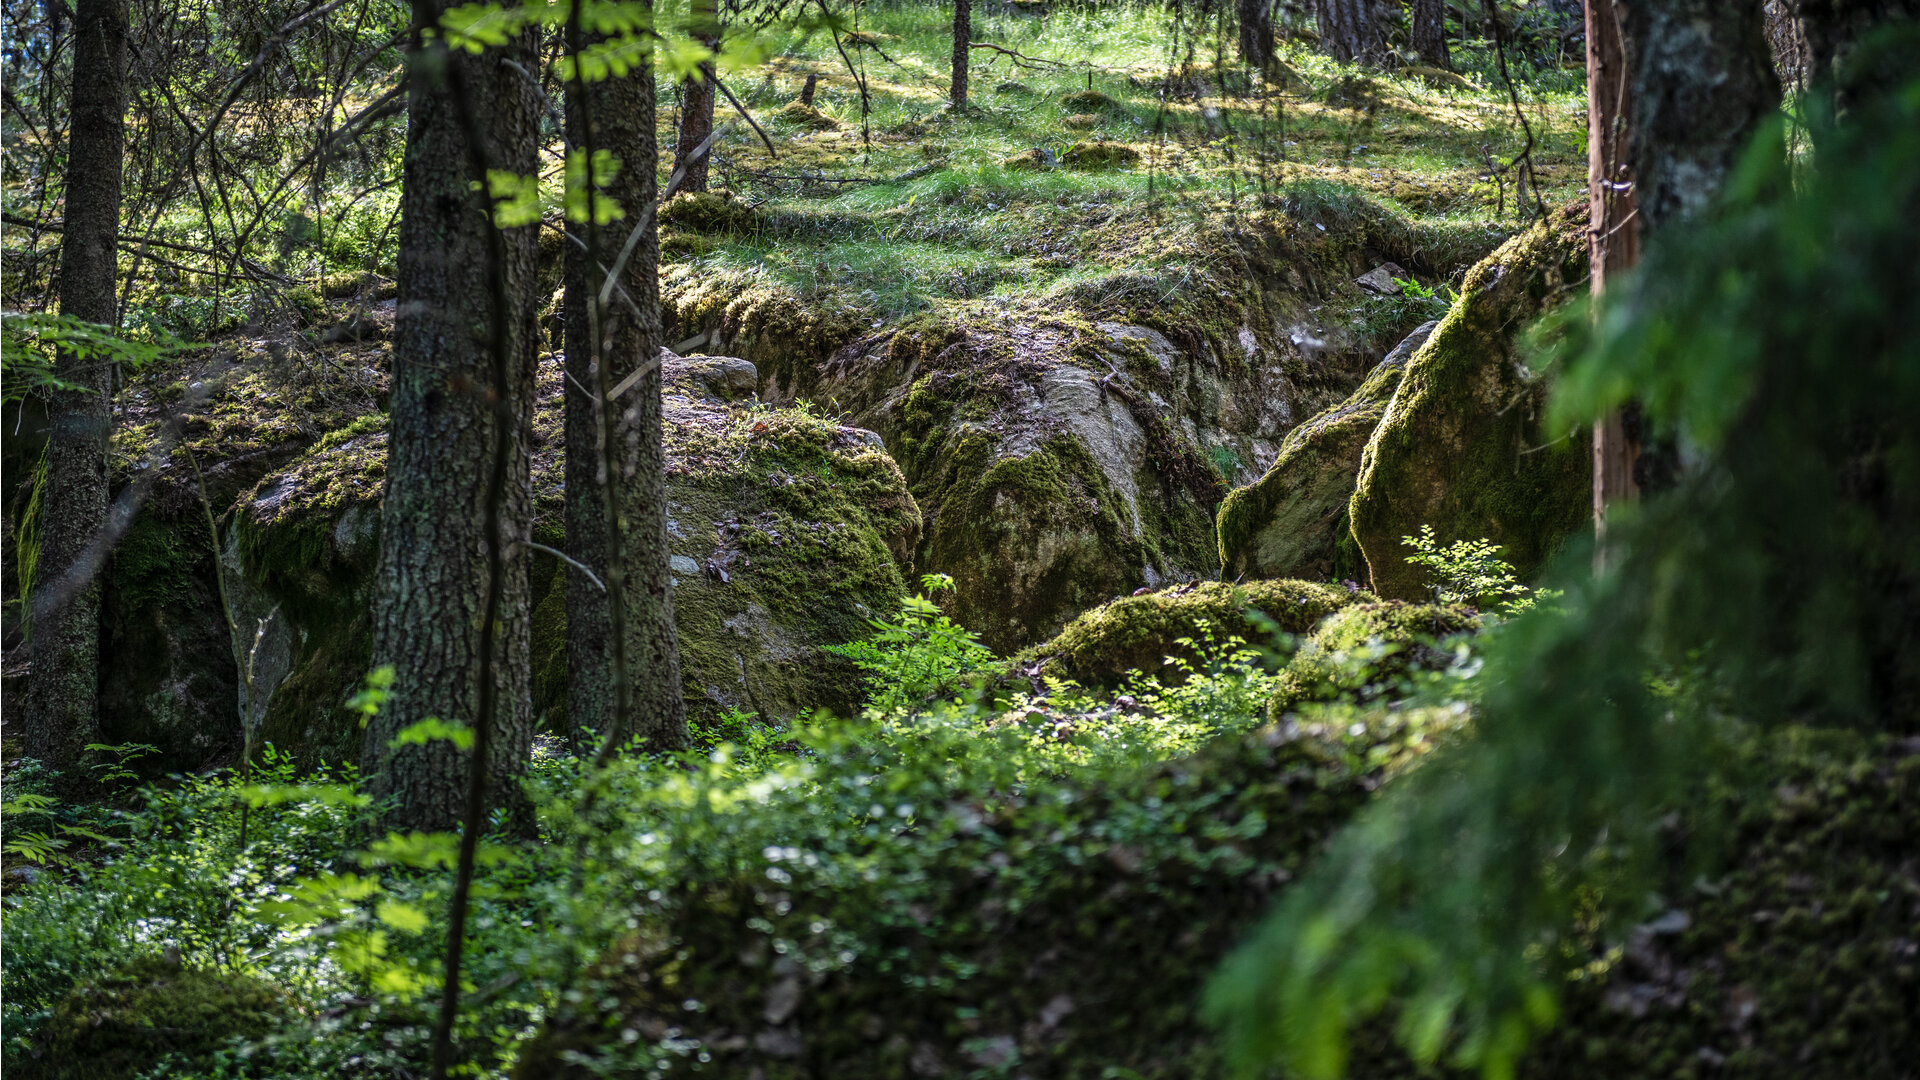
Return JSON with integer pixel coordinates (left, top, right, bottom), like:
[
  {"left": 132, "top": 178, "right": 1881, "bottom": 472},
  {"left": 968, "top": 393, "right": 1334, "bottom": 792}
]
[
  {"left": 564, "top": 30, "right": 688, "bottom": 756},
  {"left": 363, "top": 3, "right": 541, "bottom": 831},
  {"left": 672, "top": 0, "right": 720, "bottom": 194},
  {"left": 1239, "top": 0, "right": 1275, "bottom": 70},
  {"left": 1792, "top": 0, "right": 1920, "bottom": 113},
  {"left": 1411, "top": 0, "right": 1451, "bottom": 70},
  {"left": 1591, "top": 0, "right": 1780, "bottom": 528},
  {"left": 1615, "top": 0, "right": 1780, "bottom": 233},
  {"left": 26, "top": 0, "right": 126, "bottom": 790},
  {"left": 951, "top": 0, "right": 971, "bottom": 109},
  {"left": 1586, "top": 0, "right": 1642, "bottom": 536},
  {"left": 1315, "top": 0, "right": 1392, "bottom": 67}
]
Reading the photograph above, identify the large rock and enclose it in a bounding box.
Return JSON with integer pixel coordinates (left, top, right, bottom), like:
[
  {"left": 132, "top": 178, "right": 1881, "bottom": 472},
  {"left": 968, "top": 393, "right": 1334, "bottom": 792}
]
[
  {"left": 1349, "top": 204, "right": 1591, "bottom": 598},
  {"left": 1216, "top": 321, "right": 1438, "bottom": 582},
  {"left": 229, "top": 355, "right": 920, "bottom": 768},
  {"left": 32, "top": 955, "right": 286, "bottom": 1080}
]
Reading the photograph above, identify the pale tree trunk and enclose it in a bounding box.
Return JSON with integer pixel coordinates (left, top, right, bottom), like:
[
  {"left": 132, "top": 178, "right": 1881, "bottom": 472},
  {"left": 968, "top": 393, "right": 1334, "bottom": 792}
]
[
  {"left": 1411, "top": 0, "right": 1451, "bottom": 69},
  {"left": 671, "top": 0, "right": 719, "bottom": 195},
  {"left": 1590, "top": 0, "right": 1780, "bottom": 530},
  {"left": 27, "top": 0, "right": 126, "bottom": 791},
  {"left": 951, "top": 0, "right": 971, "bottom": 109},
  {"left": 1239, "top": 0, "right": 1275, "bottom": 70},
  {"left": 564, "top": 26, "right": 688, "bottom": 756},
  {"left": 363, "top": 2, "right": 542, "bottom": 831},
  {"left": 1315, "top": 0, "right": 1392, "bottom": 66}
]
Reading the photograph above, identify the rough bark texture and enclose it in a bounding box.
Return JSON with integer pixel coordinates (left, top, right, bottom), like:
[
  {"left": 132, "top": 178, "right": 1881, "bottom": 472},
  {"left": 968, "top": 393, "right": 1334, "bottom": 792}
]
[
  {"left": 1411, "top": 0, "right": 1452, "bottom": 70},
  {"left": 1586, "top": 0, "right": 1644, "bottom": 524},
  {"left": 671, "top": 0, "right": 719, "bottom": 194},
  {"left": 1238, "top": 0, "right": 1275, "bottom": 70},
  {"left": 1615, "top": 0, "right": 1781, "bottom": 233},
  {"left": 1315, "top": 0, "right": 1392, "bottom": 66},
  {"left": 26, "top": 0, "right": 127, "bottom": 788},
  {"left": 362, "top": 11, "right": 541, "bottom": 830},
  {"left": 565, "top": 35, "right": 689, "bottom": 754},
  {"left": 950, "top": 0, "right": 971, "bottom": 109}
]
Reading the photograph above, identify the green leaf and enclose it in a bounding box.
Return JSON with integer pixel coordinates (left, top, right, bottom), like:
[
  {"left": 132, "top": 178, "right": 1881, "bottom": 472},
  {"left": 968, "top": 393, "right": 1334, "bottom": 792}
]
[
  {"left": 376, "top": 899, "right": 431, "bottom": 934},
  {"left": 483, "top": 170, "right": 543, "bottom": 229},
  {"left": 388, "top": 717, "right": 475, "bottom": 752},
  {"left": 564, "top": 149, "right": 626, "bottom": 225}
]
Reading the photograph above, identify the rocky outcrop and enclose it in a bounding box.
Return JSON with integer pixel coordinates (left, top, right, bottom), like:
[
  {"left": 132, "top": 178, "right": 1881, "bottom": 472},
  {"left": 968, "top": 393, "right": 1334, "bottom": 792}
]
[
  {"left": 1216, "top": 320, "right": 1438, "bottom": 582},
  {"left": 1349, "top": 204, "right": 1592, "bottom": 598}
]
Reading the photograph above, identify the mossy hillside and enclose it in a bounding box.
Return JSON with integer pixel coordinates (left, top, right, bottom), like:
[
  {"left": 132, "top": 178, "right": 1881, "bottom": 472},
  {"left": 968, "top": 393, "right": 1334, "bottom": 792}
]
[
  {"left": 34, "top": 955, "right": 286, "bottom": 1080},
  {"left": 1269, "top": 599, "right": 1478, "bottom": 716},
  {"left": 1350, "top": 203, "right": 1592, "bottom": 598},
  {"left": 1217, "top": 320, "right": 1439, "bottom": 581},
  {"left": 1017, "top": 579, "right": 1366, "bottom": 689},
  {"left": 515, "top": 711, "right": 1460, "bottom": 1080}
]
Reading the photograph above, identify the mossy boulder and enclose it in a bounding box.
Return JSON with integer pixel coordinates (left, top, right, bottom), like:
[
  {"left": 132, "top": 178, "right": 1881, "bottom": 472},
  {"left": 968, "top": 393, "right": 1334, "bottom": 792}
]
[
  {"left": 33, "top": 955, "right": 286, "bottom": 1080},
  {"left": 1059, "top": 88, "right": 1122, "bottom": 113},
  {"left": 1349, "top": 202, "right": 1591, "bottom": 598},
  {"left": 770, "top": 100, "right": 839, "bottom": 130},
  {"left": 1217, "top": 320, "right": 1438, "bottom": 581},
  {"left": 659, "top": 265, "right": 868, "bottom": 404},
  {"left": 1061, "top": 141, "right": 1141, "bottom": 170},
  {"left": 1018, "top": 579, "right": 1366, "bottom": 688},
  {"left": 1000, "top": 146, "right": 1055, "bottom": 171},
  {"left": 1269, "top": 599, "right": 1477, "bottom": 714},
  {"left": 658, "top": 191, "right": 755, "bottom": 234},
  {"left": 227, "top": 356, "right": 919, "bottom": 767}
]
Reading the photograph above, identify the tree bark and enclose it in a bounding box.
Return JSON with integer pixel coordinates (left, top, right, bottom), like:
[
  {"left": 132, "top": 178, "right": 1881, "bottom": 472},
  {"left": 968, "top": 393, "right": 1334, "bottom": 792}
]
[
  {"left": 1411, "top": 0, "right": 1452, "bottom": 70},
  {"left": 1791, "top": 0, "right": 1920, "bottom": 113},
  {"left": 1239, "top": 0, "right": 1275, "bottom": 70},
  {"left": 1315, "top": 0, "right": 1392, "bottom": 67},
  {"left": 26, "top": 0, "right": 126, "bottom": 789},
  {"left": 951, "top": 0, "right": 971, "bottom": 109},
  {"left": 671, "top": 0, "right": 719, "bottom": 194},
  {"left": 564, "top": 29, "right": 688, "bottom": 756},
  {"left": 1586, "top": 0, "right": 1642, "bottom": 535},
  {"left": 1591, "top": 0, "right": 1780, "bottom": 529},
  {"left": 363, "top": 4, "right": 541, "bottom": 831}
]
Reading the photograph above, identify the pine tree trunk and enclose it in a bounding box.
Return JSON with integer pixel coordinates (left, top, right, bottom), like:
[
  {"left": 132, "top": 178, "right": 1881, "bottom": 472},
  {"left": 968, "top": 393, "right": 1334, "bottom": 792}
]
[
  {"left": 671, "top": 0, "right": 718, "bottom": 196},
  {"left": 1411, "top": 0, "right": 1451, "bottom": 70},
  {"left": 1591, "top": 0, "right": 1780, "bottom": 527},
  {"left": 363, "top": 4, "right": 541, "bottom": 831},
  {"left": 1239, "top": 0, "right": 1275, "bottom": 70},
  {"left": 1615, "top": 0, "right": 1780, "bottom": 233},
  {"left": 1315, "top": 0, "right": 1392, "bottom": 67},
  {"left": 951, "top": 0, "right": 971, "bottom": 109},
  {"left": 26, "top": 0, "right": 126, "bottom": 789},
  {"left": 1791, "top": 0, "right": 1920, "bottom": 112},
  {"left": 564, "top": 28, "right": 688, "bottom": 756}
]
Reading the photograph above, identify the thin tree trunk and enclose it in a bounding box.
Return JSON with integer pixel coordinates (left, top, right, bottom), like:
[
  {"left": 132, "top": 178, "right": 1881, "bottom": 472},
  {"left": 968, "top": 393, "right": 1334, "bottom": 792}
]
[
  {"left": 1238, "top": 0, "right": 1275, "bottom": 70},
  {"left": 1411, "top": 0, "right": 1451, "bottom": 70},
  {"left": 1315, "top": 0, "right": 1392, "bottom": 67},
  {"left": 951, "top": 0, "right": 971, "bottom": 109},
  {"left": 363, "top": 2, "right": 541, "bottom": 831},
  {"left": 671, "top": 0, "right": 719, "bottom": 194},
  {"left": 564, "top": 27, "right": 688, "bottom": 756},
  {"left": 26, "top": 0, "right": 126, "bottom": 791},
  {"left": 1587, "top": 0, "right": 1641, "bottom": 536}
]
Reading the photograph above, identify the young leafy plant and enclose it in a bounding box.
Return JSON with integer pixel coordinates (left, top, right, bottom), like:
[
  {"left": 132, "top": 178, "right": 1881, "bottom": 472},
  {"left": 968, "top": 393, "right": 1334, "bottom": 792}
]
[{"left": 827, "top": 573, "right": 995, "bottom": 711}]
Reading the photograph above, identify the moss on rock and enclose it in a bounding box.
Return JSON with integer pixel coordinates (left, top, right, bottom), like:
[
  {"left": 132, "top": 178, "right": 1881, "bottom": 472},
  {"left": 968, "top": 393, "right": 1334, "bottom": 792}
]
[
  {"left": 1269, "top": 599, "right": 1477, "bottom": 714},
  {"left": 1349, "top": 202, "right": 1591, "bottom": 598},
  {"left": 770, "top": 100, "right": 839, "bottom": 130},
  {"left": 1019, "top": 579, "right": 1366, "bottom": 688},
  {"left": 1061, "top": 141, "right": 1141, "bottom": 169},
  {"left": 658, "top": 191, "right": 756, "bottom": 234},
  {"left": 1217, "top": 321, "right": 1438, "bottom": 581},
  {"left": 1059, "top": 88, "right": 1123, "bottom": 113},
  {"left": 35, "top": 955, "right": 285, "bottom": 1080}
]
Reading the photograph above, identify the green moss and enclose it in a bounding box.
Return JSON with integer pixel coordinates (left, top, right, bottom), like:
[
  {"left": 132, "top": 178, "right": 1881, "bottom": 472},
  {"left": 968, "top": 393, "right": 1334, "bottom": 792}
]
[
  {"left": 1019, "top": 579, "right": 1367, "bottom": 688},
  {"left": 1218, "top": 321, "right": 1436, "bottom": 580},
  {"left": 659, "top": 265, "right": 865, "bottom": 398},
  {"left": 658, "top": 191, "right": 756, "bottom": 234},
  {"left": 1269, "top": 600, "right": 1477, "bottom": 714},
  {"left": 37, "top": 956, "right": 285, "bottom": 1080},
  {"left": 1059, "top": 88, "right": 1123, "bottom": 113},
  {"left": 770, "top": 100, "right": 839, "bottom": 130},
  {"left": 1000, "top": 147, "right": 1053, "bottom": 171},
  {"left": 1349, "top": 202, "right": 1591, "bottom": 598},
  {"left": 1061, "top": 141, "right": 1141, "bottom": 170}
]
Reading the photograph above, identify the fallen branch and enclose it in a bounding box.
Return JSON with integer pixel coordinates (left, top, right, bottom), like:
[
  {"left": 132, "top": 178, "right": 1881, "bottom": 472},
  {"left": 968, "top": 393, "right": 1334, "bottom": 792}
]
[{"left": 967, "top": 40, "right": 1068, "bottom": 70}]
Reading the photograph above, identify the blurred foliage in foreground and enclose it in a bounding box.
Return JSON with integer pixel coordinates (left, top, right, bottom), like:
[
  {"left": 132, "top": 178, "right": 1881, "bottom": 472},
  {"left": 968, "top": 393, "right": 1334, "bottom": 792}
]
[{"left": 1204, "top": 48, "right": 1920, "bottom": 1080}]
